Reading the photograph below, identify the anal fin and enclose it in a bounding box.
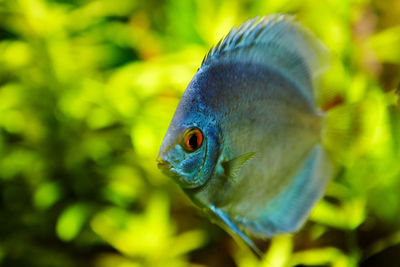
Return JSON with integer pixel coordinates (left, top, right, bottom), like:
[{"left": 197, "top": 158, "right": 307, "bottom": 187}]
[{"left": 237, "top": 146, "right": 335, "bottom": 237}]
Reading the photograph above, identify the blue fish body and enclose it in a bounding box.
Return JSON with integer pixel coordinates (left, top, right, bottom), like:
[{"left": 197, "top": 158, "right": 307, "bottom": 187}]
[{"left": 157, "top": 15, "right": 333, "bottom": 255}]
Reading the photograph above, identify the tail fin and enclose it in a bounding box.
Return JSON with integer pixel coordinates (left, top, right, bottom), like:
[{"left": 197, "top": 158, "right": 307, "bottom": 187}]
[{"left": 322, "top": 92, "right": 387, "bottom": 163}]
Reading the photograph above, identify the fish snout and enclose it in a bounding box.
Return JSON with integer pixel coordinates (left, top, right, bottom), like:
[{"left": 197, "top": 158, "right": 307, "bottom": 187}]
[
  {"left": 157, "top": 157, "right": 170, "bottom": 170},
  {"left": 157, "top": 157, "right": 182, "bottom": 181}
]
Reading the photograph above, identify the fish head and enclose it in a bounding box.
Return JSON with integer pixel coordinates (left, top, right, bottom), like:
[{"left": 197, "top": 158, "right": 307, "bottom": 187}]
[{"left": 157, "top": 100, "right": 221, "bottom": 189}]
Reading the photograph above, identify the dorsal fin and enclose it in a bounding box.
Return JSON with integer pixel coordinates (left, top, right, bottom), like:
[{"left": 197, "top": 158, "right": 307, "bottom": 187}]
[{"left": 201, "top": 15, "right": 330, "bottom": 102}]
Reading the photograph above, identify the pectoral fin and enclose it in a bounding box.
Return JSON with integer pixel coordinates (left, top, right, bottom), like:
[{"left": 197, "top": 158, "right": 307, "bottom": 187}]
[{"left": 221, "top": 152, "right": 256, "bottom": 181}]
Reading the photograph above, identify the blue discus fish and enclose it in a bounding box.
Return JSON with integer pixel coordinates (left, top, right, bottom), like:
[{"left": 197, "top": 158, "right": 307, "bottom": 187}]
[{"left": 157, "top": 14, "right": 334, "bottom": 256}]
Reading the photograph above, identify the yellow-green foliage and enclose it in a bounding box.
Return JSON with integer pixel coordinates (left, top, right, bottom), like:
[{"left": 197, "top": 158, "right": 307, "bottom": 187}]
[{"left": 0, "top": 0, "right": 399, "bottom": 266}]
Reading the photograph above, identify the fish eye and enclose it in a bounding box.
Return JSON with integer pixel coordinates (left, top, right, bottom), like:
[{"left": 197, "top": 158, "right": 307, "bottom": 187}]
[{"left": 183, "top": 127, "right": 203, "bottom": 152}]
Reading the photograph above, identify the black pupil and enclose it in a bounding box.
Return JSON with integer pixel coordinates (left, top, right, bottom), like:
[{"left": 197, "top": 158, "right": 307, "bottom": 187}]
[{"left": 188, "top": 133, "right": 198, "bottom": 149}]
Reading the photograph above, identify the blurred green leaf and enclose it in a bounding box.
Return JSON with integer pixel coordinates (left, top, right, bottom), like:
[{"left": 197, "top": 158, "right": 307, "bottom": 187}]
[
  {"left": 368, "top": 26, "right": 400, "bottom": 63},
  {"left": 310, "top": 198, "right": 366, "bottom": 230},
  {"left": 290, "top": 247, "right": 351, "bottom": 267},
  {"left": 34, "top": 181, "right": 63, "bottom": 210},
  {"left": 56, "top": 203, "right": 91, "bottom": 242}
]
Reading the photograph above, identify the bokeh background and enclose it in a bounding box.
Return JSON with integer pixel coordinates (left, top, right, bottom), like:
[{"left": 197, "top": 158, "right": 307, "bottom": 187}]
[{"left": 0, "top": 0, "right": 400, "bottom": 266}]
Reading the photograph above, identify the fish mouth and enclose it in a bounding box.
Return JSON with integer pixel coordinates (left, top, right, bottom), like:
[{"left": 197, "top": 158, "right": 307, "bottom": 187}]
[
  {"left": 157, "top": 157, "right": 169, "bottom": 169},
  {"left": 156, "top": 142, "right": 209, "bottom": 188},
  {"left": 156, "top": 158, "right": 181, "bottom": 179}
]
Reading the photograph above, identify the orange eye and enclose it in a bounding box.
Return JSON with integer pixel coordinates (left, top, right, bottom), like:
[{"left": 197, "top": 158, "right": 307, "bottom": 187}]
[{"left": 183, "top": 128, "right": 203, "bottom": 152}]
